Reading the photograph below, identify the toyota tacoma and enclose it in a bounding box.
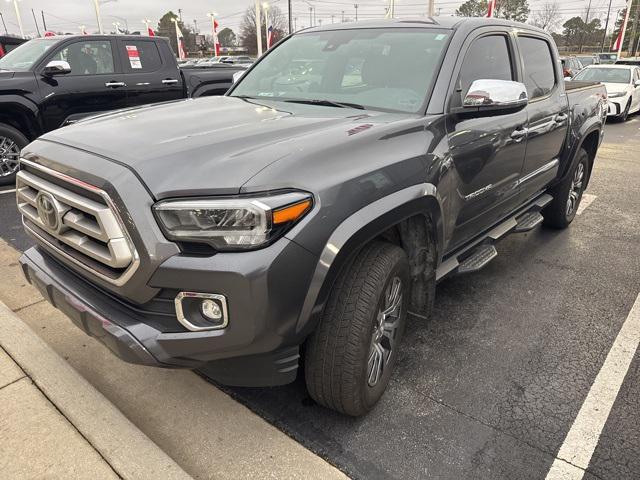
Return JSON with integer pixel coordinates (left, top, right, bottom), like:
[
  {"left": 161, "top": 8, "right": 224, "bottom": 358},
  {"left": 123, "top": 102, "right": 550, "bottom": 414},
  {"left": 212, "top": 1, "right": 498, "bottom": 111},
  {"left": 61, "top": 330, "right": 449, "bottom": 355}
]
[{"left": 17, "top": 18, "right": 606, "bottom": 416}]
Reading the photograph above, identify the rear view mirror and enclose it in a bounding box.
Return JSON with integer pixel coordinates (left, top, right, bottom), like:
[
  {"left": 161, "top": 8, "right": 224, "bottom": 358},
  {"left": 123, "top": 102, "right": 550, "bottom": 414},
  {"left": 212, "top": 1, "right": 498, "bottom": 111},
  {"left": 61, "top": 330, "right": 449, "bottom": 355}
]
[
  {"left": 462, "top": 79, "right": 528, "bottom": 112},
  {"left": 42, "top": 60, "right": 72, "bottom": 76}
]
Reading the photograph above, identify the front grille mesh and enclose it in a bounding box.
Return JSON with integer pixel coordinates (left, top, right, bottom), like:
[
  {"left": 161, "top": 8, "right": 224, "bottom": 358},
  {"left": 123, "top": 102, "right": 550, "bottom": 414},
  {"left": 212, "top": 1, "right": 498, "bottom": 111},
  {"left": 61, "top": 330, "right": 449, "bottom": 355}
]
[{"left": 16, "top": 167, "right": 137, "bottom": 283}]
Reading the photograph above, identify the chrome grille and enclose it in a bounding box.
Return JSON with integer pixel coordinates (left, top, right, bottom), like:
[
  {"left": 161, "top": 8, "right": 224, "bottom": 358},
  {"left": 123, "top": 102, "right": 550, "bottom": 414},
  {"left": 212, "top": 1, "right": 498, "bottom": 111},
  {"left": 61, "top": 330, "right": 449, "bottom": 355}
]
[{"left": 16, "top": 161, "right": 138, "bottom": 285}]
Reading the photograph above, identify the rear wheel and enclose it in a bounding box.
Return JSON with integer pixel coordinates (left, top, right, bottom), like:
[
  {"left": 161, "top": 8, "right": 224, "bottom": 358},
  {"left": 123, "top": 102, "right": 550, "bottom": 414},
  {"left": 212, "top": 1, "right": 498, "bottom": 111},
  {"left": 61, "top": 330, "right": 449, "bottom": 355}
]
[
  {"left": 543, "top": 148, "right": 589, "bottom": 229},
  {"left": 0, "top": 123, "right": 28, "bottom": 186},
  {"left": 304, "top": 241, "right": 410, "bottom": 416}
]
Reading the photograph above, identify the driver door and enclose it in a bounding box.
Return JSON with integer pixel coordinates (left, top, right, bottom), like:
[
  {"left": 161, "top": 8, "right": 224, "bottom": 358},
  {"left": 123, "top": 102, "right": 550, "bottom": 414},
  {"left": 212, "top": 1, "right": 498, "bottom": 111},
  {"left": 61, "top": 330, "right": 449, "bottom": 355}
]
[
  {"left": 446, "top": 32, "right": 528, "bottom": 251},
  {"left": 37, "top": 39, "right": 128, "bottom": 133}
]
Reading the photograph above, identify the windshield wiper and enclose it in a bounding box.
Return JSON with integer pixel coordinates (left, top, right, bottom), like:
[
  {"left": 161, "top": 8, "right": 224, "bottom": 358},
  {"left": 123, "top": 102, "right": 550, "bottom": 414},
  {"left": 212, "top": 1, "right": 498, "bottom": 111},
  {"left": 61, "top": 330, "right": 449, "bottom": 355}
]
[{"left": 284, "top": 99, "right": 366, "bottom": 110}]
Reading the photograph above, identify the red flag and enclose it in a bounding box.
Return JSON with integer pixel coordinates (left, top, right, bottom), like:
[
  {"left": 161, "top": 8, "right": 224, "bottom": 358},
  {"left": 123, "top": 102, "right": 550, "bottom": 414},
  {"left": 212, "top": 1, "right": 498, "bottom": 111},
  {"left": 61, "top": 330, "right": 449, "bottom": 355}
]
[
  {"left": 147, "top": 27, "right": 155, "bottom": 37},
  {"left": 213, "top": 19, "right": 220, "bottom": 57},
  {"left": 487, "top": 0, "right": 496, "bottom": 18},
  {"left": 0, "top": 45, "right": 5, "bottom": 58},
  {"left": 613, "top": 1, "right": 632, "bottom": 53},
  {"left": 175, "top": 22, "right": 186, "bottom": 60}
]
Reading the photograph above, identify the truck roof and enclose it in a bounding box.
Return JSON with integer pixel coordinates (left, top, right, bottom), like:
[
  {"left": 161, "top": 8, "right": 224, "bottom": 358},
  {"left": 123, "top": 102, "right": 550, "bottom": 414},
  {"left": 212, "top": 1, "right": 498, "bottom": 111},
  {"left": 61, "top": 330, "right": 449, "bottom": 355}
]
[
  {"left": 31, "top": 34, "right": 168, "bottom": 43},
  {"left": 305, "top": 17, "right": 546, "bottom": 35}
]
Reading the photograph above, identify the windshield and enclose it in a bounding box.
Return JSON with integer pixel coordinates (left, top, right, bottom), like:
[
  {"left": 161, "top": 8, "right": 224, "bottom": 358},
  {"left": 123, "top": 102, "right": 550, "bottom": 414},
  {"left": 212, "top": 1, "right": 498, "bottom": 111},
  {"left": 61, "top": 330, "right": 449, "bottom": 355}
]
[
  {"left": 577, "top": 56, "right": 596, "bottom": 65},
  {"left": 0, "top": 38, "right": 58, "bottom": 71},
  {"left": 574, "top": 67, "right": 631, "bottom": 84},
  {"left": 230, "top": 28, "right": 450, "bottom": 113}
]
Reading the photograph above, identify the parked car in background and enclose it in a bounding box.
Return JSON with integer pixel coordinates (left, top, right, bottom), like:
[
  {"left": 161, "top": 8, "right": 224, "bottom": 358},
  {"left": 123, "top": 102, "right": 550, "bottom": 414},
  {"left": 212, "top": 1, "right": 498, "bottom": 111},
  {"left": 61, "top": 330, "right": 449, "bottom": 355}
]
[
  {"left": 598, "top": 52, "right": 618, "bottom": 64},
  {"left": 576, "top": 54, "right": 599, "bottom": 66},
  {"left": 560, "top": 56, "right": 584, "bottom": 78},
  {"left": 0, "top": 35, "right": 244, "bottom": 184},
  {"left": 616, "top": 57, "right": 640, "bottom": 66},
  {"left": 572, "top": 64, "right": 640, "bottom": 121},
  {"left": 0, "top": 35, "right": 25, "bottom": 57},
  {"left": 221, "top": 55, "right": 254, "bottom": 65},
  {"left": 17, "top": 18, "right": 606, "bottom": 416}
]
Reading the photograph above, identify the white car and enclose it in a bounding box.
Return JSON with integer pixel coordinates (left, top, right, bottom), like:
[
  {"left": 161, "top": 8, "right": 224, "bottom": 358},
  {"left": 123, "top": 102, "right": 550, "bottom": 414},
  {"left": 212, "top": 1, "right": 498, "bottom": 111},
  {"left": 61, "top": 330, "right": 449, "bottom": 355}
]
[{"left": 572, "top": 64, "right": 640, "bottom": 121}]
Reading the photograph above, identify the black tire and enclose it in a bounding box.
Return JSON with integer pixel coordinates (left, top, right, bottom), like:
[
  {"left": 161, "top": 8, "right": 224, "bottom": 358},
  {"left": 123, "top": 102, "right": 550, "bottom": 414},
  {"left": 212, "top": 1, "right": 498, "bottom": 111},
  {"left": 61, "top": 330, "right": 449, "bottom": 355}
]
[
  {"left": 305, "top": 241, "right": 410, "bottom": 416},
  {"left": 542, "top": 148, "right": 589, "bottom": 229},
  {"left": 0, "top": 123, "right": 28, "bottom": 186},
  {"left": 619, "top": 99, "right": 631, "bottom": 122}
]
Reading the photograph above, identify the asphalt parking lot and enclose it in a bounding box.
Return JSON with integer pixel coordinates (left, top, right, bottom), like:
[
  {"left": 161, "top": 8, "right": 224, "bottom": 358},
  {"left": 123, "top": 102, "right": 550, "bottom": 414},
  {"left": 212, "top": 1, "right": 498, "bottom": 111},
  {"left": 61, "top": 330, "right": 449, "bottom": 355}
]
[{"left": 1, "top": 117, "right": 639, "bottom": 480}]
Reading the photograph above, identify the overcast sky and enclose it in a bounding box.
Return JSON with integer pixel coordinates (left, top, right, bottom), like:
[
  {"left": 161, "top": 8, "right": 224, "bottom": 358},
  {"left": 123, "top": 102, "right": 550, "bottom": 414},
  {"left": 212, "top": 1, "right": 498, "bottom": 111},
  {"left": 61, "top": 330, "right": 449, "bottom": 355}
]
[{"left": 0, "top": 0, "right": 631, "bottom": 38}]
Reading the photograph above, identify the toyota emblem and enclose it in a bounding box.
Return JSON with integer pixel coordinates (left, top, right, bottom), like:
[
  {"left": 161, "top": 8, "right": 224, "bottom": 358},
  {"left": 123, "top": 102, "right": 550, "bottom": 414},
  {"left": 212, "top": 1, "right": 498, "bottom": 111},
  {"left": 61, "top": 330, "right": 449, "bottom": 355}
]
[{"left": 36, "top": 192, "right": 60, "bottom": 232}]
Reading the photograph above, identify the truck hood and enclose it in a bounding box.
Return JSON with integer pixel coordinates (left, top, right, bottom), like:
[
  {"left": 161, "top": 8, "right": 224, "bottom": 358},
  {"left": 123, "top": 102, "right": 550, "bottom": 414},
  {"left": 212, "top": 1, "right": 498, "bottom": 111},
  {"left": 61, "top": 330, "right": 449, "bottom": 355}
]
[
  {"left": 42, "top": 96, "right": 408, "bottom": 199},
  {"left": 602, "top": 82, "right": 631, "bottom": 96}
]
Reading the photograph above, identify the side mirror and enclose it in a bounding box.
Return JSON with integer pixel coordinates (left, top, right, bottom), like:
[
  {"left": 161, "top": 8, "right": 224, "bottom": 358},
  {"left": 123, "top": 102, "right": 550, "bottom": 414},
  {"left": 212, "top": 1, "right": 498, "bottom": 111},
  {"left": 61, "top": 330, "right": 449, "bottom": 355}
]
[
  {"left": 461, "top": 79, "right": 528, "bottom": 112},
  {"left": 634, "top": 80, "right": 640, "bottom": 87},
  {"left": 42, "top": 60, "right": 72, "bottom": 76},
  {"left": 232, "top": 70, "right": 244, "bottom": 84}
]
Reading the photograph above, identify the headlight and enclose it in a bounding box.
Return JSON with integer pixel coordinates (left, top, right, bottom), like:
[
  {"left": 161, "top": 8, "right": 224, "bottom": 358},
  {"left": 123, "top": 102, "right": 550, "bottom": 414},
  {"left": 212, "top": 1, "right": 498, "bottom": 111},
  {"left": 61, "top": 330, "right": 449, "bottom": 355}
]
[
  {"left": 608, "top": 92, "right": 626, "bottom": 98},
  {"left": 154, "top": 191, "right": 312, "bottom": 250}
]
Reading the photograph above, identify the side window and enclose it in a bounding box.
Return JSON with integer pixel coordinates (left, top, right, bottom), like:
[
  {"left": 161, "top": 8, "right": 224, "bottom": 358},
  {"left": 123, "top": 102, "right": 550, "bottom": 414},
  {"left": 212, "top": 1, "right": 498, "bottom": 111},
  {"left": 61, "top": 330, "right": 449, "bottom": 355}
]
[
  {"left": 459, "top": 35, "right": 513, "bottom": 96},
  {"left": 121, "top": 41, "right": 162, "bottom": 73},
  {"left": 519, "top": 36, "right": 556, "bottom": 99},
  {"left": 51, "top": 41, "right": 114, "bottom": 75}
]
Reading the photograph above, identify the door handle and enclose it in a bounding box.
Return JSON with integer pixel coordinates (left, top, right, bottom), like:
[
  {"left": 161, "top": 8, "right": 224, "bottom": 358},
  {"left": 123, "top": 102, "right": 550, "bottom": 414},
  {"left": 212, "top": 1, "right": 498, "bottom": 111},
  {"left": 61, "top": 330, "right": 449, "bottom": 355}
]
[
  {"left": 510, "top": 128, "right": 528, "bottom": 142},
  {"left": 162, "top": 79, "right": 179, "bottom": 85},
  {"left": 105, "top": 81, "right": 126, "bottom": 88}
]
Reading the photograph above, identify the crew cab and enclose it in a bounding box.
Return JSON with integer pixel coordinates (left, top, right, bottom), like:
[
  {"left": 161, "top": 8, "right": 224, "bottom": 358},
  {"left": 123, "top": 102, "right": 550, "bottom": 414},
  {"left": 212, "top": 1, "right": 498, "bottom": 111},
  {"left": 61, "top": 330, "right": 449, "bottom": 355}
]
[
  {"left": 0, "top": 35, "right": 244, "bottom": 184},
  {"left": 17, "top": 18, "right": 606, "bottom": 416}
]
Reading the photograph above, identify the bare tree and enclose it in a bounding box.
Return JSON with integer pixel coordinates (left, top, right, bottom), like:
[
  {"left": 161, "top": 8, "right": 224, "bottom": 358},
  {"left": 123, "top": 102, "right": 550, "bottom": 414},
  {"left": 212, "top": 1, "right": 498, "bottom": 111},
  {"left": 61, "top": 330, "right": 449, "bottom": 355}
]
[
  {"left": 239, "top": 5, "right": 287, "bottom": 55},
  {"left": 530, "top": 1, "right": 562, "bottom": 32}
]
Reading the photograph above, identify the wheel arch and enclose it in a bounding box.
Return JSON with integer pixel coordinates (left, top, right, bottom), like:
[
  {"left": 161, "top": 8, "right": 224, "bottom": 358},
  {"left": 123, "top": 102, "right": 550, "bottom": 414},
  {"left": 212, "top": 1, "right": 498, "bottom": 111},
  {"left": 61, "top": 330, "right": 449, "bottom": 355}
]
[
  {"left": 295, "top": 184, "right": 444, "bottom": 336},
  {"left": 559, "top": 121, "right": 602, "bottom": 190},
  {"left": 0, "top": 98, "right": 41, "bottom": 141}
]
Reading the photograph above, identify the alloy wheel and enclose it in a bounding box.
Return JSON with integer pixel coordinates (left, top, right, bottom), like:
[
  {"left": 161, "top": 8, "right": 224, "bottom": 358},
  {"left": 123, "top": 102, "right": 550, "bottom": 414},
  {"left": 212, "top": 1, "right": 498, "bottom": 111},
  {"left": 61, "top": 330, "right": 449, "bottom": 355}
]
[
  {"left": 367, "top": 276, "right": 403, "bottom": 387},
  {"left": 0, "top": 136, "right": 20, "bottom": 178},
  {"left": 566, "top": 162, "right": 585, "bottom": 217}
]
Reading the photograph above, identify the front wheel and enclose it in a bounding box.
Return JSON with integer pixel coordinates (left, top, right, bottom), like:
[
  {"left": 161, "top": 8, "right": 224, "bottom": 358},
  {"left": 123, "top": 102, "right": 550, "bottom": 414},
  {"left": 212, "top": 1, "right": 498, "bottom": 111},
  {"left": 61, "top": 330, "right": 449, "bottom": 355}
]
[
  {"left": 304, "top": 241, "right": 410, "bottom": 416},
  {"left": 0, "top": 123, "right": 28, "bottom": 186},
  {"left": 543, "top": 148, "right": 589, "bottom": 229},
  {"left": 619, "top": 99, "right": 631, "bottom": 122}
]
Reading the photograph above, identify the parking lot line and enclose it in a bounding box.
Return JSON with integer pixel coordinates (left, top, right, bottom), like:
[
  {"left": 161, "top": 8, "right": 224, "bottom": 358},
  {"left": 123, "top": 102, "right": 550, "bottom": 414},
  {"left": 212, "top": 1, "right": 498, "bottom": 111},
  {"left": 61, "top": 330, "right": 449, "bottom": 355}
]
[
  {"left": 576, "top": 194, "right": 597, "bottom": 215},
  {"left": 545, "top": 293, "right": 640, "bottom": 480},
  {"left": 0, "top": 189, "right": 16, "bottom": 195}
]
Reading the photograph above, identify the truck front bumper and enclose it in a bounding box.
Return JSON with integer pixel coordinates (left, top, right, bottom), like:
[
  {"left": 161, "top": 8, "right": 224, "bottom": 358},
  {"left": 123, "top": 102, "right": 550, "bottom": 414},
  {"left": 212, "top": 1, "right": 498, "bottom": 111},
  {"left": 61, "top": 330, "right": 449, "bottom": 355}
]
[{"left": 20, "top": 239, "right": 318, "bottom": 386}]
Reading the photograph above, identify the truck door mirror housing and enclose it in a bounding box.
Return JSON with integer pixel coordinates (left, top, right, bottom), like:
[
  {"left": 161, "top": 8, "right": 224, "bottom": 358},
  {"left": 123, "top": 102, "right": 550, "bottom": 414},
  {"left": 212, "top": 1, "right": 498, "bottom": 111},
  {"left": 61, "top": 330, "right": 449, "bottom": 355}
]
[
  {"left": 461, "top": 79, "right": 528, "bottom": 113},
  {"left": 634, "top": 80, "right": 640, "bottom": 87},
  {"left": 42, "top": 60, "right": 72, "bottom": 76}
]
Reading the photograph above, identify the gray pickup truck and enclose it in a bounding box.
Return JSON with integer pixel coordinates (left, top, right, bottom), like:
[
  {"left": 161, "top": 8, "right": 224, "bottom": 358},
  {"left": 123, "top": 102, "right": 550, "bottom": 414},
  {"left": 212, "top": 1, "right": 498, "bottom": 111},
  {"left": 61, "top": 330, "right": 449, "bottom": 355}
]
[{"left": 17, "top": 18, "right": 606, "bottom": 416}]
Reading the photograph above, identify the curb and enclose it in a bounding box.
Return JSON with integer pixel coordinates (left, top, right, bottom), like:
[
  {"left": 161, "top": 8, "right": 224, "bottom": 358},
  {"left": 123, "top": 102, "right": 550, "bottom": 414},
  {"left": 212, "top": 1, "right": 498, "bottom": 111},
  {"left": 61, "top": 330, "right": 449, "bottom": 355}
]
[{"left": 0, "top": 301, "right": 193, "bottom": 480}]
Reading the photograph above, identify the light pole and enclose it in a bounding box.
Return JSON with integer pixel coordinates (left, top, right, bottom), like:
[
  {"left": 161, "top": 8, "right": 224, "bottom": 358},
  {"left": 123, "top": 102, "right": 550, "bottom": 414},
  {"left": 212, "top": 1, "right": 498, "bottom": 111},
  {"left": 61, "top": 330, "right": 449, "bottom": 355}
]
[
  {"left": 6, "top": 0, "right": 24, "bottom": 38},
  {"left": 263, "top": 2, "right": 269, "bottom": 49},
  {"left": 207, "top": 13, "right": 219, "bottom": 56},
  {"left": 93, "top": 0, "right": 104, "bottom": 34},
  {"left": 255, "top": 0, "right": 263, "bottom": 57},
  {"left": 354, "top": 4, "right": 359, "bottom": 22},
  {"left": 142, "top": 19, "right": 150, "bottom": 36},
  {"left": 0, "top": 13, "right": 7, "bottom": 35}
]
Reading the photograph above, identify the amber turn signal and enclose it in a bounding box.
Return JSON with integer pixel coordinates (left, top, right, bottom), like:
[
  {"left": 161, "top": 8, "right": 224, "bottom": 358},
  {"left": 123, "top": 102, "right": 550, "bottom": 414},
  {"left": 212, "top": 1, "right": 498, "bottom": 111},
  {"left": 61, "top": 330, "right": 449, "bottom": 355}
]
[{"left": 273, "top": 199, "right": 312, "bottom": 224}]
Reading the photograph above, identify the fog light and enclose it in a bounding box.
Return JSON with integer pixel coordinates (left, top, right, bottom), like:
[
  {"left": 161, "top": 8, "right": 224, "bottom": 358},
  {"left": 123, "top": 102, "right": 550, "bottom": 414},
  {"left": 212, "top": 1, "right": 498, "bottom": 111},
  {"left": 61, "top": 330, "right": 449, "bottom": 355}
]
[
  {"left": 201, "top": 299, "right": 222, "bottom": 321},
  {"left": 175, "top": 292, "right": 229, "bottom": 332}
]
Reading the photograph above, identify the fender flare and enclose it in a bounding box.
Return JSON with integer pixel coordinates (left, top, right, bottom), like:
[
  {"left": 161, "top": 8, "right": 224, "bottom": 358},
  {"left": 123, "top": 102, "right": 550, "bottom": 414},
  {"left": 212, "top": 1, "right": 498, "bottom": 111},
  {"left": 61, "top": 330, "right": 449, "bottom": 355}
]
[
  {"left": 0, "top": 96, "right": 41, "bottom": 139},
  {"left": 295, "top": 183, "right": 444, "bottom": 336},
  {"left": 558, "top": 116, "right": 603, "bottom": 183}
]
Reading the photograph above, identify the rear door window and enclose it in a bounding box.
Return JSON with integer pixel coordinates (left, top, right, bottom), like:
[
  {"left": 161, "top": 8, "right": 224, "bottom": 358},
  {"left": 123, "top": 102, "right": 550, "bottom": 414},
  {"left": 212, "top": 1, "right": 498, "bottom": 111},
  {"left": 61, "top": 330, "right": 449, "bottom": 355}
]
[
  {"left": 120, "top": 40, "right": 163, "bottom": 73},
  {"left": 518, "top": 36, "right": 557, "bottom": 99}
]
